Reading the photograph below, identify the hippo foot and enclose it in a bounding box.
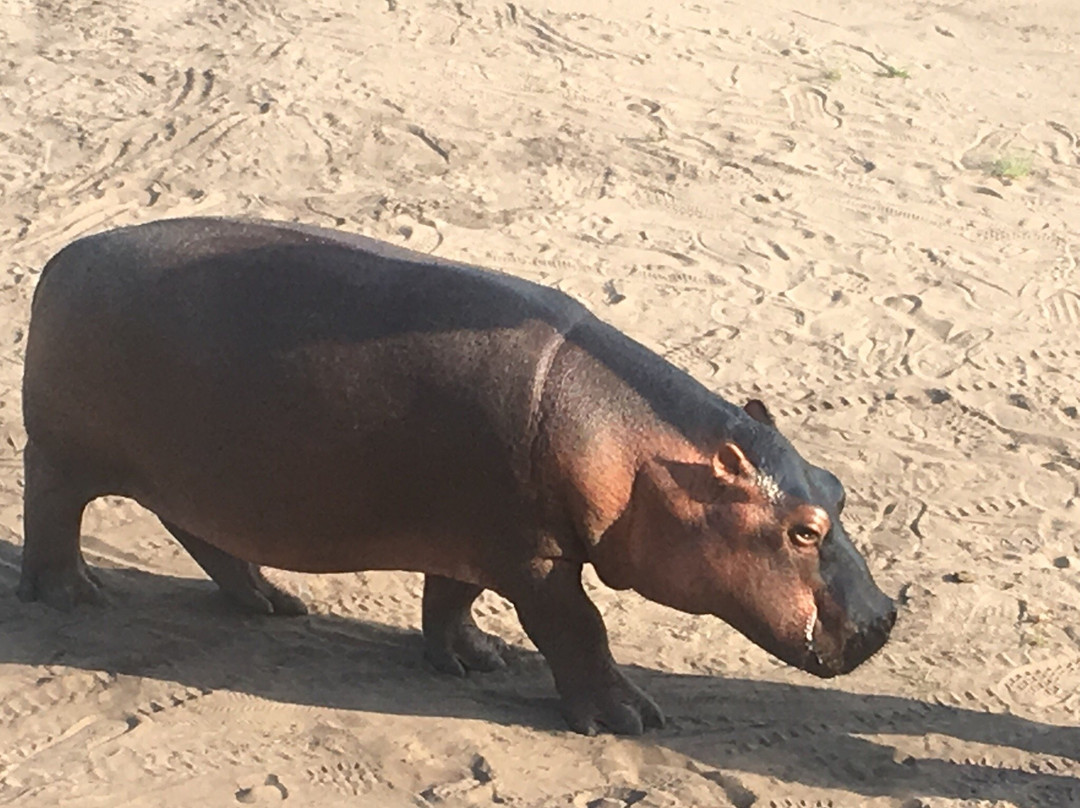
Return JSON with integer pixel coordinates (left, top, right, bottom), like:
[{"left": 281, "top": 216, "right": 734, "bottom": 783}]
[
  {"left": 422, "top": 575, "right": 506, "bottom": 676},
  {"left": 17, "top": 558, "right": 106, "bottom": 611},
  {"left": 560, "top": 667, "right": 665, "bottom": 736},
  {"left": 221, "top": 569, "right": 309, "bottom": 617},
  {"left": 425, "top": 624, "right": 509, "bottom": 677}
]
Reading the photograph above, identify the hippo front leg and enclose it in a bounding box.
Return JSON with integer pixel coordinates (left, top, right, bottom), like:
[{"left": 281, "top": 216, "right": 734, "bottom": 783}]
[{"left": 507, "top": 560, "right": 664, "bottom": 736}]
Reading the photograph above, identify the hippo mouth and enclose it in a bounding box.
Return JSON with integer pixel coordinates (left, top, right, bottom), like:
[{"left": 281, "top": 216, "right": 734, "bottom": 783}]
[
  {"left": 798, "top": 605, "right": 841, "bottom": 678},
  {"left": 802, "top": 609, "right": 844, "bottom": 678},
  {"left": 800, "top": 603, "right": 895, "bottom": 678},
  {"left": 726, "top": 595, "right": 894, "bottom": 678}
]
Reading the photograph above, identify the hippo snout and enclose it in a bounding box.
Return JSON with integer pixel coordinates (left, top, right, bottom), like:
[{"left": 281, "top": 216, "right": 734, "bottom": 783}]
[
  {"left": 794, "top": 524, "right": 898, "bottom": 677},
  {"left": 806, "top": 592, "right": 896, "bottom": 678},
  {"left": 841, "top": 600, "right": 897, "bottom": 671}
]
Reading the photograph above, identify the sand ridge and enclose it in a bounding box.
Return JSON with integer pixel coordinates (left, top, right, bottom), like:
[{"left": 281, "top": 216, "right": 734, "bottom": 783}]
[{"left": 1, "top": 0, "right": 1079, "bottom": 805}]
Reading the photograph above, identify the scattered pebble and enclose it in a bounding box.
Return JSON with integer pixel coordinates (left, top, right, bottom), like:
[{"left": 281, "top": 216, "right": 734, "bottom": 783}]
[
  {"left": 235, "top": 785, "right": 283, "bottom": 804},
  {"left": 602, "top": 280, "right": 625, "bottom": 305},
  {"left": 1007, "top": 393, "right": 1031, "bottom": 410},
  {"left": 470, "top": 753, "right": 493, "bottom": 784},
  {"left": 945, "top": 571, "right": 975, "bottom": 583},
  {"left": 235, "top": 775, "right": 287, "bottom": 804}
]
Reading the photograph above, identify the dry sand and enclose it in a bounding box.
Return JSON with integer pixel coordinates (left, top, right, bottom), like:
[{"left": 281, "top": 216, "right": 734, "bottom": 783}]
[{"left": 2, "top": 0, "right": 1080, "bottom": 805}]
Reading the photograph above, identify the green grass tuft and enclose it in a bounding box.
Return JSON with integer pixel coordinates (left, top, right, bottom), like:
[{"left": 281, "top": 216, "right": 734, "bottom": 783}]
[
  {"left": 880, "top": 64, "right": 910, "bottom": 79},
  {"left": 988, "top": 152, "right": 1034, "bottom": 180}
]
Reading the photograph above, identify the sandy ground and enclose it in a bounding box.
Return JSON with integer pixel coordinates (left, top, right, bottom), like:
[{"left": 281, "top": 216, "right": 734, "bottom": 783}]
[{"left": 1, "top": 0, "right": 1080, "bottom": 805}]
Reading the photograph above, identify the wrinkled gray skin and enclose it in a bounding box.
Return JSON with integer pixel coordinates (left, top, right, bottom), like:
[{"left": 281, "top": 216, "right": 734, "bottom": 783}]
[{"left": 19, "top": 217, "right": 895, "bottom": 735}]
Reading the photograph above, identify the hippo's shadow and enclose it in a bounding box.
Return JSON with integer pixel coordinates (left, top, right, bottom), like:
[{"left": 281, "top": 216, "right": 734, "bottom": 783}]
[{"left": 0, "top": 539, "right": 1076, "bottom": 804}]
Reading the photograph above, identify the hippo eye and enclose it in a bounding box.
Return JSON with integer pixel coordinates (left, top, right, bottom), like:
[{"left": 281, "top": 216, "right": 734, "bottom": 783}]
[{"left": 789, "top": 525, "right": 823, "bottom": 548}]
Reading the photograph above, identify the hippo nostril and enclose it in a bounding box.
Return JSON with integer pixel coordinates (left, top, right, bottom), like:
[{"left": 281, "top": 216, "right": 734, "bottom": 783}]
[
  {"left": 877, "top": 608, "right": 898, "bottom": 634},
  {"left": 854, "top": 612, "right": 892, "bottom": 639},
  {"left": 835, "top": 615, "right": 893, "bottom": 674},
  {"left": 861, "top": 604, "right": 897, "bottom": 637},
  {"left": 864, "top": 613, "right": 894, "bottom": 640}
]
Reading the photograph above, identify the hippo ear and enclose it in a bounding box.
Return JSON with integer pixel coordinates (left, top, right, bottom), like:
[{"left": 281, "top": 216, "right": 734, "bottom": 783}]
[
  {"left": 711, "top": 442, "right": 753, "bottom": 483},
  {"left": 744, "top": 399, "right": 776, "bottom": 428}
]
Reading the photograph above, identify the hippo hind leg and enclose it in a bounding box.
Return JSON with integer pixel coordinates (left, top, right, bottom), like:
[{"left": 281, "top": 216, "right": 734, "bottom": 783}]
[
  {"left": 18, "top": 439, "right": 104, "bottom": 609},
  {"left": 422, "top": 574, "right": 508, "bottom": 676},
  {"left": 158, "top": 520, "right": 307, "bottom": 616}
]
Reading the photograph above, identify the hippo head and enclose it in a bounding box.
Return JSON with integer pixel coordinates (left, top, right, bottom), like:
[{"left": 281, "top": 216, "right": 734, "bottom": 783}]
[{"left": 597, "top": 399, "right": 895, "bottom": 677}]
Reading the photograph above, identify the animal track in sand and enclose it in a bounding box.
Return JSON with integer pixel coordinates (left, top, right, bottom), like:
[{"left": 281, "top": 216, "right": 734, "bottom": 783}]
[
  {"left": 307, "top": 759, "right": 381, "bottom": 797},
  {"left": 170, "top": 66, "right": 216, "bottom": 109},
  {"left": 782, "top": 85, "right": 843, "bottom": 130},
  {"left": 516, "top": 7, "right": 618, "bottom": 63},
  {"left": 994, "top": 655, "right": 1080, "bottom": 712},
  {"left": 1041, "top": 288, "right": 1080, "bottom": 325}
]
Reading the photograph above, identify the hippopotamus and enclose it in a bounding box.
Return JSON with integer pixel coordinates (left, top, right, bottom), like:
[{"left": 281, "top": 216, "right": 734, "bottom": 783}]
[{"left": 18, "top": 216, "right": 895, "bottom": 735}]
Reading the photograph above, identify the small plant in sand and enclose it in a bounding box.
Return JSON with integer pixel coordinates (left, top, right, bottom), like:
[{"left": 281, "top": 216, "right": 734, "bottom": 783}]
[
  {"left": 821, "top": 67, "right": 842, "bottom": 82},
  {"left": 879, "top": 63, "right": 910, "bottom": 79},
  {"left": 988, "top": 151, "right": 1034, "bottom": 181}
]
